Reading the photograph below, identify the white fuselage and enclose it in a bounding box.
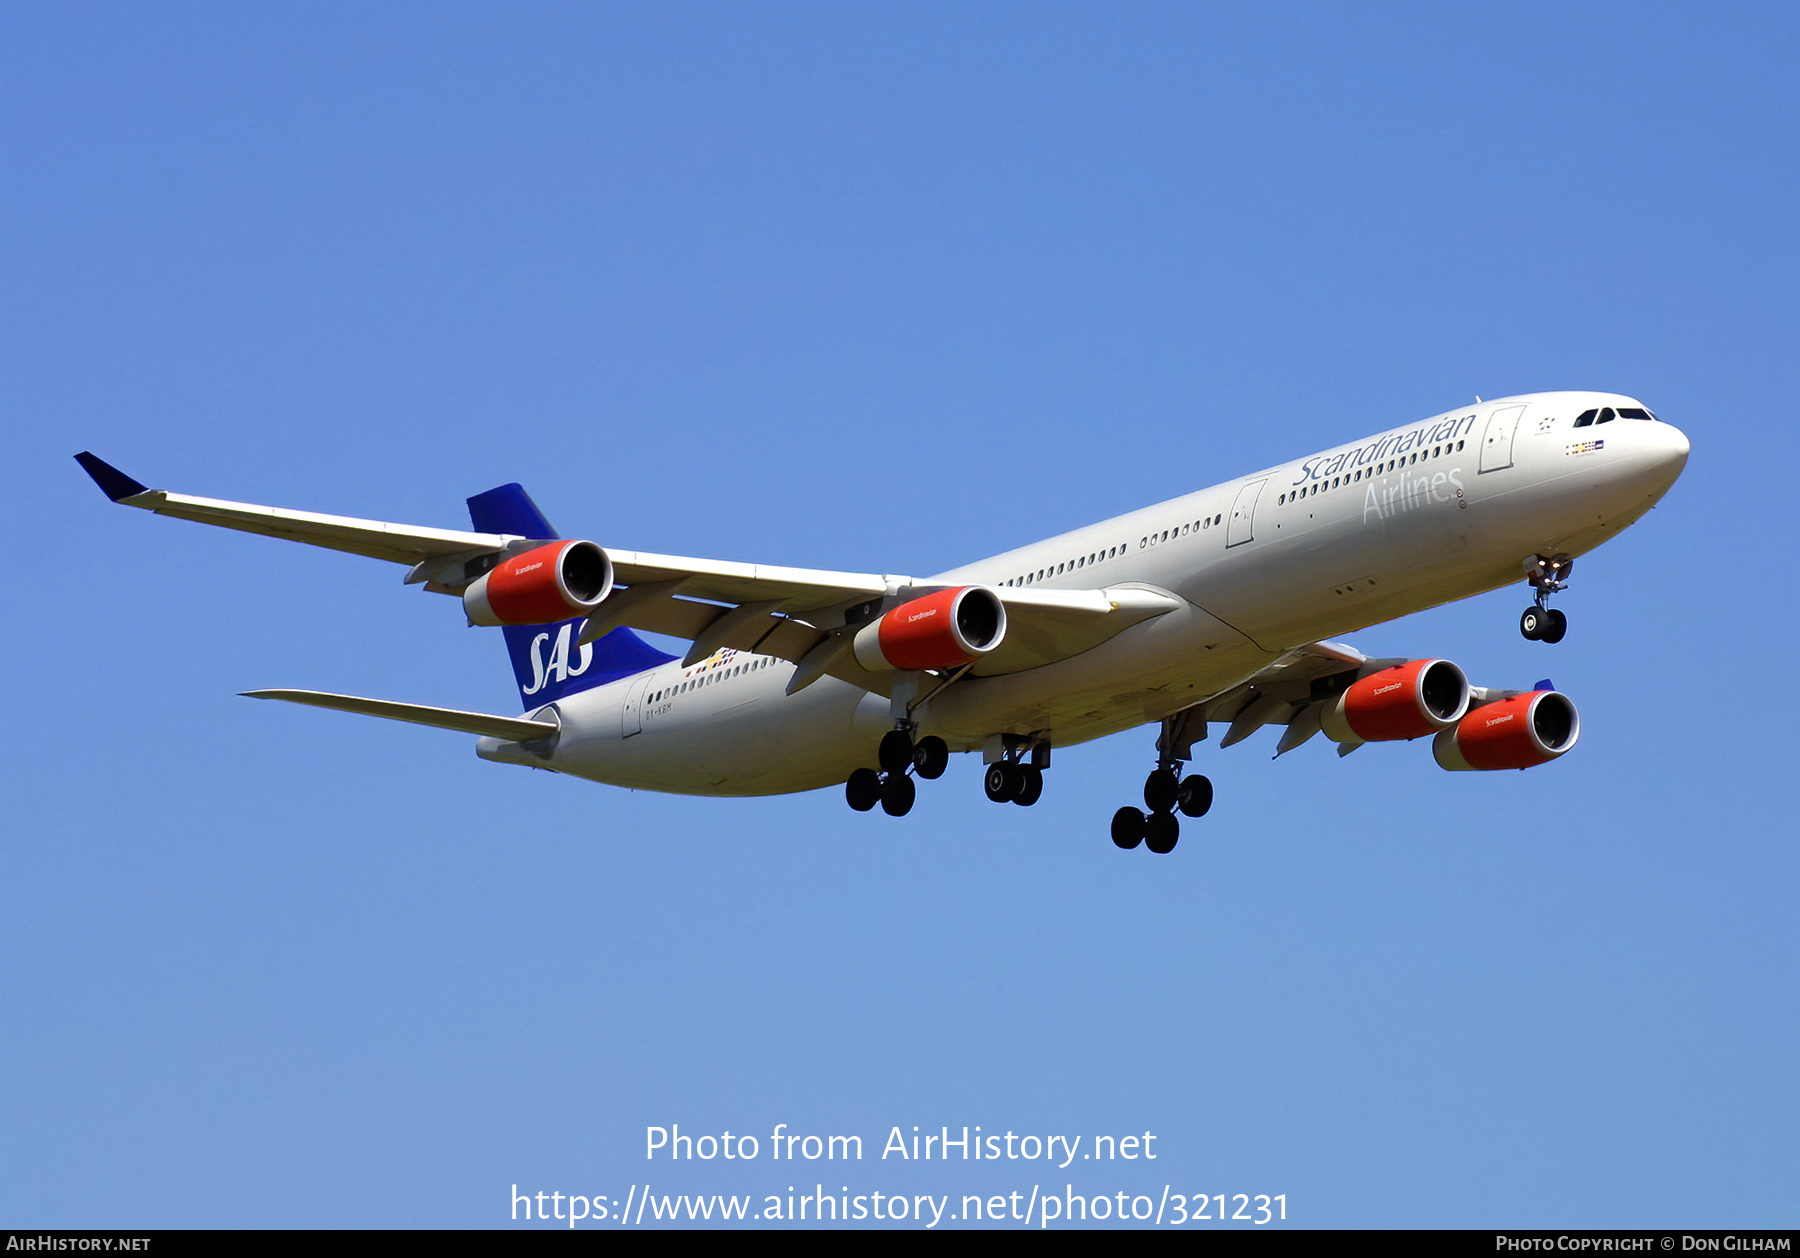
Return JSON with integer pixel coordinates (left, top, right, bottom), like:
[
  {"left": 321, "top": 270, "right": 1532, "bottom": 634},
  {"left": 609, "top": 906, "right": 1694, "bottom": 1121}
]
[{"left": 481, "top": 392, "right": 1688, "bottom": 795}]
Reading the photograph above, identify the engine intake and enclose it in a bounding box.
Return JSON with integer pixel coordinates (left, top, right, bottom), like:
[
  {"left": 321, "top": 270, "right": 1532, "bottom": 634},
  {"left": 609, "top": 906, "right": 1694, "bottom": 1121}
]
[
  {"left": 463, "top": 540, "right": 614, "bottom": 626},
  {"left": 852, "top": 586, "right": 1007, "bottom": 672},
  {"left": 1320, "top": 658, "right": 1471, "bottom": 743},
  {"left": 1433, "top": 689, "right": 1580, "bottom": 771}
]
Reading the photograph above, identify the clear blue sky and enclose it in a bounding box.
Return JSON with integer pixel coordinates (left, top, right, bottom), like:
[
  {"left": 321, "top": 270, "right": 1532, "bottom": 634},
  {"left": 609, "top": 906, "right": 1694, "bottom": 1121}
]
[{"left": 3, "top": 0, "right": 1794, "bottom": 1229}]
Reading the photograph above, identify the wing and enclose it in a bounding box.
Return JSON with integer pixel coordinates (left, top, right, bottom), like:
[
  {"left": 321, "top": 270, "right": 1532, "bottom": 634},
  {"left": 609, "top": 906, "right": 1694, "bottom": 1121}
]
[
  {"left": 76, "top": 451, "right": 507, "bottom": 566},
  {"left": 1175, "top": 640, "right": 1546, "bottom": 759},
  {"left": 601, "top": 579, "right": 1183, "bottom": 690},
  {"left": 77, "top": 453, "right": 1183, "bottom": 694},
  {"left": 1148, "top": 640, "right": 1380, "bottom": 761}
]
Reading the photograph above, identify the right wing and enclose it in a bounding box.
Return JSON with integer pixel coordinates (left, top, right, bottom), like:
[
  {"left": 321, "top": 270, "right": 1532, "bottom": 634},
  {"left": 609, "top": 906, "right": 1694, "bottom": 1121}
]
[{"left": 1175, "top": 641, "right": 1548, "bottom": 760}]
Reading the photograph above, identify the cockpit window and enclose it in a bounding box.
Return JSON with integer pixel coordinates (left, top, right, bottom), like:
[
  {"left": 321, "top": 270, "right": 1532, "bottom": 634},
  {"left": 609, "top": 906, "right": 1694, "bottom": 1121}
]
[{"left": 1575, "top": 405, "right": 1657, "bottom": 428}]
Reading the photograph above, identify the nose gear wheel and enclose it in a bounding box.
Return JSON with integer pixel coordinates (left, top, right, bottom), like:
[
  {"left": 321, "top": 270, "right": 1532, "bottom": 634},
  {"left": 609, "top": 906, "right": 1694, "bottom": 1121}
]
[{"left": 1520, "top": 554, "right": 1573, "bottom": 643}]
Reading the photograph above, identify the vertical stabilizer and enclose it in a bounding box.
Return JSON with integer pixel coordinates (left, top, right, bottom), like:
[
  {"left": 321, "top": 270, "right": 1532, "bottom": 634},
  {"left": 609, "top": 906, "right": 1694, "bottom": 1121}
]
[{"left": 466, "top": 484, "right": 673, "bottom": 709}]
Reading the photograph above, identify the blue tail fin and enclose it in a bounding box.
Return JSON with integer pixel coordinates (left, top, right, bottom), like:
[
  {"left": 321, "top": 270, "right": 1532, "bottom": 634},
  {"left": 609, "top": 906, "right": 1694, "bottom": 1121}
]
[{"left": 467, "top": 484, "right": 674, "bottom": 710}]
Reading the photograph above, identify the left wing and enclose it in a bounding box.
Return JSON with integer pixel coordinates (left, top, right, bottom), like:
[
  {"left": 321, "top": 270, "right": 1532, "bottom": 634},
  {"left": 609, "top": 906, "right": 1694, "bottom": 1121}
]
[
  {"left": 77, "top": 452, "right": 1183, "bottom": 693},
  {"left": 76, "top": 452, "right": 507, "bottom": 567}
]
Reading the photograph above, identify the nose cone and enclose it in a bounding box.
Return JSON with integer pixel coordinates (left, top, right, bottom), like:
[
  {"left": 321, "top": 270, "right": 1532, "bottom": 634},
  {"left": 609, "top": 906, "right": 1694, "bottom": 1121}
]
[
  {"left": 1644, "top": 420, "right": 1691, "bottom": 489},
  {"left": 1607, "top": 416, "right": 1689, "bottom": 507}
]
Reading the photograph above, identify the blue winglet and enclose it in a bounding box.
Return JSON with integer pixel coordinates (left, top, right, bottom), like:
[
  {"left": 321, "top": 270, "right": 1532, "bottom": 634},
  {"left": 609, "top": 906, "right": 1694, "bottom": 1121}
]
[
  {"left": 1534, "top": 678, "right": 1555, "bottom": 692},
  {"left": 74, "top": 452, "right": 150, "bottom": 501}
]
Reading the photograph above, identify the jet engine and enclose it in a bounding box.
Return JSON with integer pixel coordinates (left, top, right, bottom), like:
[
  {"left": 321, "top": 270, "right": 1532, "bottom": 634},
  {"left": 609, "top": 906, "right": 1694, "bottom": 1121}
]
[
  {"left": 852, "top": 586, "right": 1007, "bottom": 672},
  {"left": 1321, "top": 658, "right": 1471, "bottom": 743},
  {"left": 1433, "top": 689, "right": 1580, "bottom": 771},
  {"left": 463, "top": 540, "right": 614, "bottom": 626}
]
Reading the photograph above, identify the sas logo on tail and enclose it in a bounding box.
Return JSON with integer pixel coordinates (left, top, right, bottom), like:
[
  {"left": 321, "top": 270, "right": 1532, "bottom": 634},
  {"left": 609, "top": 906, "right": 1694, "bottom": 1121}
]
[{"left": 522, "top": 622, "right": 593, "bottom": 695}]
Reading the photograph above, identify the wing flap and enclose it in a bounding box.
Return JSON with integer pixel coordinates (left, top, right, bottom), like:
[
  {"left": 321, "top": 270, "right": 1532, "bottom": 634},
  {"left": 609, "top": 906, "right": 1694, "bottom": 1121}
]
[
  {"left": 607, "top": 550, "right": 890, "bottom": 610},
  {"left": 132, "top": 491, "right": 507, "bottom": 564},
  {"left": 972, "top": 585, "right": 1184, "bottom": 675}
]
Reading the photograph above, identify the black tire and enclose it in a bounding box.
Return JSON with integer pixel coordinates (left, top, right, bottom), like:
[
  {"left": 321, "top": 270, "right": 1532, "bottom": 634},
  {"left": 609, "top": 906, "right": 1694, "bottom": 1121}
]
[
  {"left": 1177, "top": 774, "right": 1213, "bottom": 818},
  {"left": 880, "top": 773, "right": 916, "bottom": 817},
  {"left": 1111, "top": 807, "right": 1146, "bottom": 849},
  {"left": 1143, "top": 768, "right": 1180, "bottom": 814},
  {"left": 983, "top": 762, "right": 1017, "bottom": 803},
  {"left": 1520, "top": 607, "right": 1545, "bottom": 641},
  {"left": 846, "top": 767, "right": 882, "bottom": 812},
  {"left": 1012, "top": 766, "right": 1043, "bottom": 807},
  {"left": 1542, "top": 609, "right": 1568, "bottom": 644},
  {"left": 913, "top": 736, "right": 950, "bottom": 780},
  {"left": 1144, "top": 811, "right": 1180, "bottom": 854},
  {"left": 878, "top": 729, "right": 916, "bottom": 775}
]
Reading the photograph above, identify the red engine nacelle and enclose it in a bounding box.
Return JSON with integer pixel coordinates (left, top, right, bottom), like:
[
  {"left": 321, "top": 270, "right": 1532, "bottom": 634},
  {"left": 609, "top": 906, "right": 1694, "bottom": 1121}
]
[
  {"left": 1320, "top": 658, "right": 1471, "bottom": 743},
  {"left": 462, "top": 539, "right": 614, "bottom": 627},
  {"left": 852, "top": 586, "right": 1007, "bottom": 672},
  {"left": 1433, "top": 689, "right": 1581, "bottom": 771}
]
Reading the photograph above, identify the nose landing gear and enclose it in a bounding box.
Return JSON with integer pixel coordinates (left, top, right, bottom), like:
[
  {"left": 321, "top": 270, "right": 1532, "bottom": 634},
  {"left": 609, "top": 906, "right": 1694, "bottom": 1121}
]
[
  {"left": 1520, "top": 554, "right": 1572, "bottom": 643},
  {"left": 845, "top": 725, "right": 951, "bottom": 818}
]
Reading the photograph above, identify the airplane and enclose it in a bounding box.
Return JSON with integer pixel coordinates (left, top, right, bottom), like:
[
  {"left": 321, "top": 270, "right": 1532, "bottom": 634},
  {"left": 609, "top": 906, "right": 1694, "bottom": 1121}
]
[{"left": 76, "top": 390, "right": 1688, "bottom": 855}]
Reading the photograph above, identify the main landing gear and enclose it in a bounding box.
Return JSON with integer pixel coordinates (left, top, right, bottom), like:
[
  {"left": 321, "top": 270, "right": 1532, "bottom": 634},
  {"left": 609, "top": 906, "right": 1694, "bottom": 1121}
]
[
  {"left": 1111, "top": 769, "right": 1211, "bottom": 855},
  {"left": 983, "top": 755, "right": 1044, "bottom": 807},
  {"left": 845, "top": 726, "right": 948, "bottom": 818},
  {"left": 1111, "top": 710, "right": 1212, "bottom": 855},
  {"left": 1519, "top": 553, "right": 1572, "bottom": 644}
]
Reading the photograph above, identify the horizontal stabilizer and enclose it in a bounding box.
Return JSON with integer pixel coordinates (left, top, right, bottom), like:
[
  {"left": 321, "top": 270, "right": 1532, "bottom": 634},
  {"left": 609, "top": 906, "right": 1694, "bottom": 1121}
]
[{"left": 243, "top": 689, "right": 557, "bottom": 742}]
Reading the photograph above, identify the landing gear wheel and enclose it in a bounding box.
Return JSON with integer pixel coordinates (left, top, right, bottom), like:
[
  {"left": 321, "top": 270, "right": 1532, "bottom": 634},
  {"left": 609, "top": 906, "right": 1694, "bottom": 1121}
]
[
  {"left": 1012, "top": 766, "right": 1043, "bottom": 807},
  {"left": 878, "top": 729, "right": 916, "bottom": 775},
  {"left": 880, "top": 773, "right": 916, "bottom": 817},
  {"left": 1111, "top": 807, "right": 1146, "bottom": 849},
  {"left": 1143, "top": 768, "right": 1180, "bottom": 814},
  {"left": 984, "top": 763, "right": 1020, "bottom": 803},
  {"left": 1144, "top": 811, "right": 1180, "bottom": 854},
  {"left": 845, "top": 767, "right": 882, "bottom": 812},
  {"left": 1542, "top": 608, "right": 1568, "bottom": 644},
  {"left": 1177, "top": 774, "right": 1213, "bottom": 818},
  {"left": 1520, "top": 607, "right": 1546, "bottom": 641},
  {"left": 912, "top": 736, "right": 949, "bottom": 780}
]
